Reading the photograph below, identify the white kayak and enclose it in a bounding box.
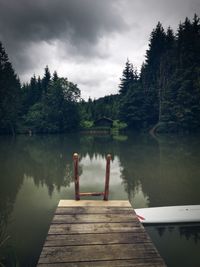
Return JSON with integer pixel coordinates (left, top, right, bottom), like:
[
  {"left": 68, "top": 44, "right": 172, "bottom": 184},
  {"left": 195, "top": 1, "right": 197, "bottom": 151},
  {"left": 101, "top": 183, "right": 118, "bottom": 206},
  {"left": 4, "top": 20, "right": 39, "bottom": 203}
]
[{"left": 135, "top": 205, "right": 200, "bottom": 224}]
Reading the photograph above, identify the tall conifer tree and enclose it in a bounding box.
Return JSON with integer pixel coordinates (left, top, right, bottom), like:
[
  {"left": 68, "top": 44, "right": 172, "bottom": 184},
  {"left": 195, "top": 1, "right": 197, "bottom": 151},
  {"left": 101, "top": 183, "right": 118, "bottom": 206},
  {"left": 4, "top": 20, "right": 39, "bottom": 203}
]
[{"left": 0, "top": 42, "right": 21, "bottom": 134}]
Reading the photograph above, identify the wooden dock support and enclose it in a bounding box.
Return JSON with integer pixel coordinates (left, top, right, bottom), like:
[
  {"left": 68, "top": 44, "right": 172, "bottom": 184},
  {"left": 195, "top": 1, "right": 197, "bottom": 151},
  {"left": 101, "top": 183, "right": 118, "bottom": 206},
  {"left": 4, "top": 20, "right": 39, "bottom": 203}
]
[{"left": 37, "top": 200, "right": 166, "bottom": 267}]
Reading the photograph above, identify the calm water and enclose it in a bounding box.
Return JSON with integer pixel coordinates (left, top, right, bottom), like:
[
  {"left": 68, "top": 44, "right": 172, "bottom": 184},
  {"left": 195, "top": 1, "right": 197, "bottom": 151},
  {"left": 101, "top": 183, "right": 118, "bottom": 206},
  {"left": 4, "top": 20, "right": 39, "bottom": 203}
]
[{"left": 0, "top": 133, "right": 200, "bottom": 266}]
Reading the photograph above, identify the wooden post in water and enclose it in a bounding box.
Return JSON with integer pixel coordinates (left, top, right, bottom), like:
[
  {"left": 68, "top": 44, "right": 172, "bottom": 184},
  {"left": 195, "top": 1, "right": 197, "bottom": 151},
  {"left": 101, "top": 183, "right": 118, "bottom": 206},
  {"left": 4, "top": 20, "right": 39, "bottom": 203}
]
[
  {"left": 104, "top": 154, "right": 111, "bottom": 201},
  {"left": 73, "top": 153, "right": 80, "bottom": 200}
]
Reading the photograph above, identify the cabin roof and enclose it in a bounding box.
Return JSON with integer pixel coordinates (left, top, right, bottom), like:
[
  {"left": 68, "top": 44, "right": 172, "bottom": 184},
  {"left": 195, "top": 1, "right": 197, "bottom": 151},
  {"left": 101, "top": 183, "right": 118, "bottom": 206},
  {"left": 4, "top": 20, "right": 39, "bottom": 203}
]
[
  {"left": 94, "top": 117, "right": 113, "bottom": 127},
  {"left": 94, "top": 117, "right": 113, "bottom": 123}
]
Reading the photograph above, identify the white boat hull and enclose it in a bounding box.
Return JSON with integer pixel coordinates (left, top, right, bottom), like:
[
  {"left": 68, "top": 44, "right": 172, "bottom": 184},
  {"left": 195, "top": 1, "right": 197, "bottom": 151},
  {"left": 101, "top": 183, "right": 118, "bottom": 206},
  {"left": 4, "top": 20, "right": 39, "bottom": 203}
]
[{"left": 135, "top": 205, "right": 200, "bottom": 224}]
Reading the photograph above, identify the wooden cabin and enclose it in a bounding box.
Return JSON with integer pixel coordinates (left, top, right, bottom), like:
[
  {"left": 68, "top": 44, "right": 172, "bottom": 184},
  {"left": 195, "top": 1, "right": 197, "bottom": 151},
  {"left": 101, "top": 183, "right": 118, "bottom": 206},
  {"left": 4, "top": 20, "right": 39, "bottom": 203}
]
[{"left": 94, "top": 117, "right": 113, "bottom": 128}]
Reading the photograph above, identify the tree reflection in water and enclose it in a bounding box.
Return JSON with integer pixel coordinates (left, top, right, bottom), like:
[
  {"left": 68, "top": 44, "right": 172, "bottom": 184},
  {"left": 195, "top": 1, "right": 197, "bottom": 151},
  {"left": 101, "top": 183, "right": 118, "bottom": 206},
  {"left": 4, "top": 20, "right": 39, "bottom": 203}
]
[
  {"left": 145, "top": 223, "right": 200, "bottom": 267},
  {"left": 0, "top": 133, "right": 200, "bottom": 266}
]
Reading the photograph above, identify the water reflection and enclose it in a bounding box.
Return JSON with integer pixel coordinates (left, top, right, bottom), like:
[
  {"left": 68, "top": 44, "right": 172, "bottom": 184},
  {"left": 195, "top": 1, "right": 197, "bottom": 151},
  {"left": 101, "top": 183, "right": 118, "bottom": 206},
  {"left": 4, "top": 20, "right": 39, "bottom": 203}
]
[
  {"left": 79, "top": 154, "right": 127, "bottom": 200},
  {"left": 128, "top": 181, "right": 150, "bottom": 208},
  {"left": 118, "top": 133, "right": 200, "bottom": 207},
  {"left": 148, "top": 223, "right": 200, "bottom": 243},
  {"left": 146, "top": 223, "right": 200, "bottom": 267},
  {"left": 0, "top": 133, "right": 200, "bottom": 266}
]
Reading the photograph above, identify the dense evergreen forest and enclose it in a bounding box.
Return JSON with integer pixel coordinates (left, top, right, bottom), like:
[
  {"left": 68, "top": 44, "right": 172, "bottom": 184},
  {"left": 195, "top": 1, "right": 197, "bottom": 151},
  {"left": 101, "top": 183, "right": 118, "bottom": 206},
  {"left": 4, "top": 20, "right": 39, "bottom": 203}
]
[{"left": 0, "top": 15, "right": 200, "bottom": 134}]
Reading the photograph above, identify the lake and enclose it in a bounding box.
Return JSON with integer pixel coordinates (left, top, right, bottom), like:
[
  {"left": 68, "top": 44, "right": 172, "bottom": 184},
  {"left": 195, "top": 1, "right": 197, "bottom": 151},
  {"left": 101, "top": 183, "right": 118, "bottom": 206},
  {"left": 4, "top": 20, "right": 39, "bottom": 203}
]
[{"left": 0, "top": 133, "right": 200, "bottom": 266}]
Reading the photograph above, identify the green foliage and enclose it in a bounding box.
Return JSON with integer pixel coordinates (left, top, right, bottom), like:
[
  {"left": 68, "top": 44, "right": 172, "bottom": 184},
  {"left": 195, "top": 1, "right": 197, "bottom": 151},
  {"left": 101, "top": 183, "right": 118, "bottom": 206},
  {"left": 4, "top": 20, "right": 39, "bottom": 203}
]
[
  {"left": 25, "top": 102, "right": 47, "bottom": 132},
  {"left": 119, "top": 14, "right": 200, "bottom": 132},
  {"left": 119, "top": 83, "right": 147, "bottom": 130},
  {"left": 24, "top": 77, "right": 81, "bottom": 133},
  {"left": 113, "top": 120, "right": 127, "bottom": 130},
  {"left": 80, "top": 120, "right": 94, "bottom": 129},
  {"left": 42, "top": 65, "right": 51, "bottom": 94},
  {"left": 80, "top": 94, "right": 120, "bottom": 122},
  {"left": 111, "top": 120, "right": 127, "bottom": 135},
  {"left": 0, "top": 42, "right": 81, "bottom": 134},
  {"left": 1, "top": 14, "right": 200, "bottom": 135},
  {"left": 119, "top": 59, "right": 138, "bottom": 95},
  {"left": 0, "top": 42, "right": 21, "bottom": 134}
]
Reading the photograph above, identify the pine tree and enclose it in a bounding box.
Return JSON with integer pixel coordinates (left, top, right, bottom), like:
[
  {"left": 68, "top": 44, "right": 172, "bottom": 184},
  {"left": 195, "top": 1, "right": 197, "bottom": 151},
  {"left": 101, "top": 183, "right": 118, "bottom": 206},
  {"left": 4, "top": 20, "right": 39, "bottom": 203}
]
[
  {"left": 25, "top": 77, "right": 81, "bottom": 133},
  {"left": 173, "top": 16, "right": 200, "bottom": 130},
  {"left": 0, "top": 42, "right": 21, "bottom": 134},
  {"left": 119, "top": 59, "right": 137, "bottom": 95},
  {"left": 119, "top": 82, "right": 145, "bottom": 129},
  {"left": 119, "top": 59, "right": 144, "bottom": 129},
  {"left": 53, "top": 71, "right": 59, "bottom": 82},
  {"left": 141, "top": 22, "right": 167, "bottom": 127},
  {"left": 42, "top": 66, "right": 51, "bottom": 94},
  {"left": 157, "top": 27, "right": 176, "bottom": 123}
]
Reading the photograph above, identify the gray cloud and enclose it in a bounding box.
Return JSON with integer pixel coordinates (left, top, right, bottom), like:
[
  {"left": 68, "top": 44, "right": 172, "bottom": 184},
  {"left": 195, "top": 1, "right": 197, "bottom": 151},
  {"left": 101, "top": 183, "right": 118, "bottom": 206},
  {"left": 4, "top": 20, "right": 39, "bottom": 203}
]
[
  {"left": 0, "top": 0, "right": 199, "bottom": 99},
  {"left": 0, "top": 0, "right": 126, "bottom": 72}
]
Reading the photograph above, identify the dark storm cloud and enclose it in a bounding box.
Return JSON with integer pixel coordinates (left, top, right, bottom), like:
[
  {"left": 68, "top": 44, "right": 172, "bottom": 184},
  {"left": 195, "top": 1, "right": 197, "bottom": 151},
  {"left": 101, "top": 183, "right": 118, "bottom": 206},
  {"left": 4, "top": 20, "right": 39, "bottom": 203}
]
[
  {"left": 1, "top": 0, "right": 199, "bottom": 98},
  {"left": 0, "top": 0, "right": 126, "bottom": 57}
]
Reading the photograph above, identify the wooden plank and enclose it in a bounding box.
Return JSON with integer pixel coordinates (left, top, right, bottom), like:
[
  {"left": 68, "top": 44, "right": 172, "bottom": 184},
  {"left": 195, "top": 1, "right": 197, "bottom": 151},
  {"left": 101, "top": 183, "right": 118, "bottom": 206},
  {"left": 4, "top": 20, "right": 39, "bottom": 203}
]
[
  {"left": 44, "top": 231, "right": 151, "bottom": 246},
  {"left": 58, "top": 200, "right": 131, "bottom": 207},
  {"left": 79, "top": 192, "right": 105, "bottom": 196},
  {"left": 48, "top": 222, "right": 141, "bottom": 235},
  {"left": 38, "top": 243, "right": 161, "bottom": 264},
  {"left": 52, "top": 213, "right": 137, "bottom": 224},
  {"left": 37, "top": 258, "right": 165, "bottom": 267},
  {"left": 37, "top": 200, "right": 166, "bottom": 267},
  {"left": 55, "top": 207, "right": 134, "bottom": 215}
]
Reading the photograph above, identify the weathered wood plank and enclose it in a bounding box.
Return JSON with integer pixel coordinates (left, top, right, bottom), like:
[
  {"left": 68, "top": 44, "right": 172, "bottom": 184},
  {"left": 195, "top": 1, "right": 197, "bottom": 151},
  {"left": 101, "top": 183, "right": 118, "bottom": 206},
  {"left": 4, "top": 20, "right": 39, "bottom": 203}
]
[
  {"left": 38, "top": 243, "right": 161, "bottom": 264},
  {"left": 55, "top": 207, "right": 134, "bottom": 215},
  {"left": 48, "top": 222, "right": 141, "bottom": 235},
  {"left": 37, "top": 200, "right": 166, "bottom": 266},
  {"left": 44, "top": 231, "right": 151, "bottom": 246},
  {"left": 58, "top": 200, "right": 131, "bottom": 207},
  {"left": 37, "top": 258, "right": 165, "bottom": 267},
  {"left": 52, "top": 213, "right": 137, "bottom": 224}
]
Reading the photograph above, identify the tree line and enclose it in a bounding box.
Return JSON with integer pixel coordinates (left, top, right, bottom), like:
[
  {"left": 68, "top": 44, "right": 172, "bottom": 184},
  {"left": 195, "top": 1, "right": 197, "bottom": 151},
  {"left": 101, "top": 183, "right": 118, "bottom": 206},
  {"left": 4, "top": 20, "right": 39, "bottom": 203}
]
[
  {"left": 0, "top": 14, "right": 200, "bottom": 134},
  {"left": 119, "top": 14, "right": 200, "bottom": 132},
  {"left": 0, "top": 50, "right": 81, "bottom": 134}
]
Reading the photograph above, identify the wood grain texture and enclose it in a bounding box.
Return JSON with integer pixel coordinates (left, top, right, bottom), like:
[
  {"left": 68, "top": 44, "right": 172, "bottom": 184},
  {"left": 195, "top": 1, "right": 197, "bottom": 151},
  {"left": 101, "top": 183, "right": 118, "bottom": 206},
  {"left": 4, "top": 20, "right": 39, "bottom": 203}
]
[
  {"left": 45, "top": 232, "right": 150, "bottom": 246},
  {"left": 58, "top": 200, "right": 132, "bottom": 207},
  {"left": 37, "top": 200, "right": 166, "bottom": 267},
  {"left": 48, "top": 222, "right": 141, "bottom": 235},
  {"left": 52, "top": 213, "right": 137, "bottom": 224},
  {"left": 37, "top": 258, "right": 166, "bottom": 267},
  {"left": 55, "top": 206, "right": 134, "bottom": 215},
  {"left": 38, "top": 243, "right": 161, "bottom": 264}
]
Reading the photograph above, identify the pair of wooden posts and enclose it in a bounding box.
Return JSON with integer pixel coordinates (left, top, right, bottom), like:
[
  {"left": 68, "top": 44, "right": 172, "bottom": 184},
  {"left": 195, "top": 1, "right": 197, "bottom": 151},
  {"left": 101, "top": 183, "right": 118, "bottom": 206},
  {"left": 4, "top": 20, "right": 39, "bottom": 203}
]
[{"left": 73, "top": 153, "right": 111, "bottom": 201}]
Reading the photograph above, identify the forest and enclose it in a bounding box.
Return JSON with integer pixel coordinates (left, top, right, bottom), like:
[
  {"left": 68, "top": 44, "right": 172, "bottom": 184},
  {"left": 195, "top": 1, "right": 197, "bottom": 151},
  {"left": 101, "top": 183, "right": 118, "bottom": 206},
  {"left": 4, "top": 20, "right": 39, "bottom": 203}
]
[{"left": 0, "top": 14, "right": 200, "bottom": 134}]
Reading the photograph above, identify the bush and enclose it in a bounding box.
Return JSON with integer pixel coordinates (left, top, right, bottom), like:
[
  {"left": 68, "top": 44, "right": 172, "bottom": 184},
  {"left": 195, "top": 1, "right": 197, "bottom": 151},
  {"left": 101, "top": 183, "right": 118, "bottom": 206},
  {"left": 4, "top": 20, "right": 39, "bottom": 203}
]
[{"left": 80, "top": 120, "right": 94, "bottom": 129}]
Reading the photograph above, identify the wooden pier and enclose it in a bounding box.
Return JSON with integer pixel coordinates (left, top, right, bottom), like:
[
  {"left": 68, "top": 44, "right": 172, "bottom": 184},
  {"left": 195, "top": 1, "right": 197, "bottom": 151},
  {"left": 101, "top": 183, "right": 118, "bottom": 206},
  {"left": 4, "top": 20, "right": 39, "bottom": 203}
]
[{"left": 37, "top": 200, "right": 166, "bottom": 267}]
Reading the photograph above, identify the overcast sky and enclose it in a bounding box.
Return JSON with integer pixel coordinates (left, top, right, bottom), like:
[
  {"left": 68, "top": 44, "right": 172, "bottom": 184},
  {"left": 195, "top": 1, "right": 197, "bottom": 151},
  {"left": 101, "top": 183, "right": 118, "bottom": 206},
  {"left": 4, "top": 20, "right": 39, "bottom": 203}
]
[{"left": 0, "top": 0, "right": 199, "bottom": 99}]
